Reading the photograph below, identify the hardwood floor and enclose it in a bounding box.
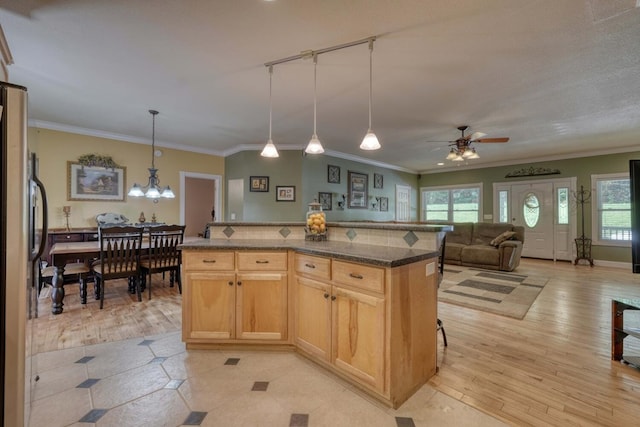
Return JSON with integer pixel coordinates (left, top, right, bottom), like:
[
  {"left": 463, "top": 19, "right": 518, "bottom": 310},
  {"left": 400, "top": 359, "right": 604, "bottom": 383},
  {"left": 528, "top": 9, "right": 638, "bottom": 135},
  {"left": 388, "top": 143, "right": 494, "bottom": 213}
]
[{"left": 32, "top": 259, "right": 640, "bottom": 426}]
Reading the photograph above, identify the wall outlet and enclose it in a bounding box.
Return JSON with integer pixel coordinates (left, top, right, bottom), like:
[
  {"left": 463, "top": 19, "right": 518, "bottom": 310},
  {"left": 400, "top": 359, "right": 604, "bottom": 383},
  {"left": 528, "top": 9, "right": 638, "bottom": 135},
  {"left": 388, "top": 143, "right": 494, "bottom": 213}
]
[{"left": 426, "top": 262, "right": 435, "bottom": 276}]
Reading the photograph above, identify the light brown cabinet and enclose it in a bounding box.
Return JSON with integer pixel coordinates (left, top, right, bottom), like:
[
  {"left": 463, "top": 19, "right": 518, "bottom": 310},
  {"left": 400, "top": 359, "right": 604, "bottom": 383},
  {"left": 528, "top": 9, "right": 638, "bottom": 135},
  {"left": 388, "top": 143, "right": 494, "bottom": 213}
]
[
  {"left": 183, "top": 251, "right": 288, "bottom": 344},
  {"left": 295, "top": 254, "right": 386, "bottom": 393}
]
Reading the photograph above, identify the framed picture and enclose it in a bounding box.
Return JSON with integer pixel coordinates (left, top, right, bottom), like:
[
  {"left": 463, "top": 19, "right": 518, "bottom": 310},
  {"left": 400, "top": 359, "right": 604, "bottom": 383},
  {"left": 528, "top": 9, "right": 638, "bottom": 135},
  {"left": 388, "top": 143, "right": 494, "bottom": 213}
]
[
  {"left": 374, "top": 173, "right": 383, "bottom": 189},
  {"left": 67, "top": 162, "right": 126, "bottom": 201},
  {"left": 328, "top": 164, "right": 340, "bottom": 183},
  {"left": 379, "top": 196, "right": 389, "bottom": 212},
  {"left": 250, "top": 176, "right": 269, "bottom": 192},
  {"left": 276, "top": 185, "right": 295, "bottom": 202},
  {"left": 318, "top": 192, "right": 332, "bottom": 211},
  {"left": 348, "top": 171, "right": 368, "bottom": 209}
]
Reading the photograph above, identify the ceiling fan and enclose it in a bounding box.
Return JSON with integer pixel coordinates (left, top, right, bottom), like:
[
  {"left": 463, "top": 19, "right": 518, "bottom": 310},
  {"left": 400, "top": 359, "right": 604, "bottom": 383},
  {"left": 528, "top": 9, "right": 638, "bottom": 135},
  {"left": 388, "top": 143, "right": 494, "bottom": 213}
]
[{"left": 431, "top": 125, "right": 510, "bottom": 161}]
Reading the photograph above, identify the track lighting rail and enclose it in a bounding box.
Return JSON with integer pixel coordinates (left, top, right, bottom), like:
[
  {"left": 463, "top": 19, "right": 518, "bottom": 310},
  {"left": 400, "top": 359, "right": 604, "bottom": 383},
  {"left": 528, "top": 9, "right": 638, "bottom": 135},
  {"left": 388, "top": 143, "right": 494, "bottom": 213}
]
[{"left": 264, "top": 36, "right": 377, "bottom": 68}]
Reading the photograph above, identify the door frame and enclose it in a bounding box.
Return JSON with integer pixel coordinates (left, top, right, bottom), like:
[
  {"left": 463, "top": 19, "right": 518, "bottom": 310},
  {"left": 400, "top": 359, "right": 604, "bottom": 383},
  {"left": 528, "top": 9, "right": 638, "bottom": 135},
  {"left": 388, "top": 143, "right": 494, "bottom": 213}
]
[
  {"left": 493, "top": 177, "right": 577, "bottom": 261},
  {"left": 180, "top": 171, "right": 222, "bottom": 225}
]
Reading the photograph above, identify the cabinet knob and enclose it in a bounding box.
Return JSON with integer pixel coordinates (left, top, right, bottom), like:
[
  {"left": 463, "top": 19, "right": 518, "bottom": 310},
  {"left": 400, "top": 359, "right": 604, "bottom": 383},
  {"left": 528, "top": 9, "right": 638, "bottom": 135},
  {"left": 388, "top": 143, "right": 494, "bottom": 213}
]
[
  {"left": 323, "top": 293, "right": 329, "bottom": 299},
  {"left": 237, "top": 281, "right": 242, "bottom": 286},
  {"left": 331, "top": 295, "right": 336, "bottom": 301},
  {"left": 228, "top": 281, "right": 233, "bottom": 286}
]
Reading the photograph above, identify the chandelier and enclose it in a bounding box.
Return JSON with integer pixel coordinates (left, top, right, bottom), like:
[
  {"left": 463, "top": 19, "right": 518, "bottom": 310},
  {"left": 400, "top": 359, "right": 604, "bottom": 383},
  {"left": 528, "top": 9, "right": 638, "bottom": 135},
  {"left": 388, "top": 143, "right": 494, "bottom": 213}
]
[{"left": 127, "top": 110, "right": 175, "bottom": 200}]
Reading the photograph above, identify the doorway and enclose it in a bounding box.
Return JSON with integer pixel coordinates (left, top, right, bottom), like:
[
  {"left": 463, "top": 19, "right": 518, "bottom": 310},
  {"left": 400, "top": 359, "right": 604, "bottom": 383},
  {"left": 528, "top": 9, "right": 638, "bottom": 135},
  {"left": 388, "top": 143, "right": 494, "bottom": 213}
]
[
  {"left": 180, "top": 172, "right": 221, "bottom": 237},
  {"left": 396, "top": 185, "right": 411, "bottom": 222},
  {"left": 494, "top": 177, "right": 576, "bottom": 261}
]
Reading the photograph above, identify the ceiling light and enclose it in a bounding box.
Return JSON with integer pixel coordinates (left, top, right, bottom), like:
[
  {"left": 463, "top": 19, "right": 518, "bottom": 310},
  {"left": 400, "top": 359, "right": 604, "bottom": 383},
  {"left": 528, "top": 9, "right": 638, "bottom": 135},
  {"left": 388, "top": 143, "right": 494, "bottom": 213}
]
[
  {"left": 462, "top": 148, "right": 473, "bottom": 158},
  {"left": 261, "top": 65, "right": 279, "bottom": 158},
  {"left": 305, "top": 54, "right": 324, "bottom": 154},
  {"left": 468, "top": 148, "right": 480, "bottom": 159},
  {"left": 446, "top": 148, "right": 458, "bottom": 160},
  {"left": 128, "top": 110, "right": 175, "bottom": 200},
  {"left": 452, "top": 154, "right": 464, "bottom": 161},
  {"left": 360, "top": 39, "right": 380, "bottom": 151}
]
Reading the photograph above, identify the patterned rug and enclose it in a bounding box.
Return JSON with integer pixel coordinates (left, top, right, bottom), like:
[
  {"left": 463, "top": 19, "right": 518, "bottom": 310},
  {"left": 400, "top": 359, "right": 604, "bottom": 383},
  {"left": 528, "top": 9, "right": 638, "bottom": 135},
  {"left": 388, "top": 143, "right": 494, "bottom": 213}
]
[{"left": 438, "top": 266, "right": 549, "bottom": 319}]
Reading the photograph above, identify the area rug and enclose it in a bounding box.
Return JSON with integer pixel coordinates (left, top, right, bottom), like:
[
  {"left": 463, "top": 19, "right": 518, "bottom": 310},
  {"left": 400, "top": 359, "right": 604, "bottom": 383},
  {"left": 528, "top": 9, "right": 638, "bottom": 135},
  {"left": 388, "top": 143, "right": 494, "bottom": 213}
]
[{"left": 438, "top": 266, "right": 549, "bottom": 319}]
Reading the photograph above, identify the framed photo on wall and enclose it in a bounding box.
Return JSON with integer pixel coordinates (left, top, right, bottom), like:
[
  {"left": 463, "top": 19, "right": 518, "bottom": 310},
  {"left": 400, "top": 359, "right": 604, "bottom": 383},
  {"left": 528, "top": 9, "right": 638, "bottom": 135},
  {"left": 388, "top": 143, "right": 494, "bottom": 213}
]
[
  {"left": 374, "top": 173, "right": 383, "bottom": 189},
  {"left": 318, "top": 192, "right": 332, "bottom": 210},
  {"left": 276, "top": 185, "right": 295, "bottom": 201},
  {"left": 68, "top": 162, "right": 126, "bottom": 201},
  {"left": 328, "top": 164, "right": 340, "bottom": 183},
  {"left": 348, "top": 171, "right": 368, "bottom": 209},
  {"left": 379, "top": 196, "right": 389, "bottom": 212},
  {"left": 250, "top": 176, "right": 269, "bottom": 192}
]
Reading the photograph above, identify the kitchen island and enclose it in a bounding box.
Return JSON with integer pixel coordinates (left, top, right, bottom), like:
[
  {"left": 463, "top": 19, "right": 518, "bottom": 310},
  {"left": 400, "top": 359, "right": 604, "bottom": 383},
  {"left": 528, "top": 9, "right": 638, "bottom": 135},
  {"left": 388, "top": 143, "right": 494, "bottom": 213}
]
[{"left": 180, "top": 222, "right": 449, "bottom": 408}]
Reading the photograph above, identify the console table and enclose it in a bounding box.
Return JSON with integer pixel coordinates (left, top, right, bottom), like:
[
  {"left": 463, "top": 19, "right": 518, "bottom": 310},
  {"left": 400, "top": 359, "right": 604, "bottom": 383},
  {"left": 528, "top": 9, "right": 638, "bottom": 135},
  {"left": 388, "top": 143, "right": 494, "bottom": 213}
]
[{"left": 612, "top": 298, "right": 640, "bottom": 367}]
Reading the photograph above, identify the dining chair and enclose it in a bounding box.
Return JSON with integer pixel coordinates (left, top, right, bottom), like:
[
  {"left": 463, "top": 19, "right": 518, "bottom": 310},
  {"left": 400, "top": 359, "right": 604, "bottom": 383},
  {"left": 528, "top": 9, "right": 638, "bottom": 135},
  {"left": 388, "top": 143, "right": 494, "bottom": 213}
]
[
  {"left": 92, "top": 225, "right": 144, "bottom": 309},
  {"left": 39, "top": 261, "right": 91, "bottom": 302},
  {"left": 140, "top": 224, "right": 185, "bottom": 299},
  {"left": 437, "top": 234, "right": 448, "bottom": 347}
]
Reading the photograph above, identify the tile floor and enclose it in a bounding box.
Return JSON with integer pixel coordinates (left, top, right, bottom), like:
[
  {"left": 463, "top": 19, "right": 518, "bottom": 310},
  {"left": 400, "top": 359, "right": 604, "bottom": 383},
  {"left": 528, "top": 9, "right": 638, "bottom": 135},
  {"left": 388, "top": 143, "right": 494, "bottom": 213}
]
[{"left": 29, "top": 331, "right": 507, "bottom": 427}]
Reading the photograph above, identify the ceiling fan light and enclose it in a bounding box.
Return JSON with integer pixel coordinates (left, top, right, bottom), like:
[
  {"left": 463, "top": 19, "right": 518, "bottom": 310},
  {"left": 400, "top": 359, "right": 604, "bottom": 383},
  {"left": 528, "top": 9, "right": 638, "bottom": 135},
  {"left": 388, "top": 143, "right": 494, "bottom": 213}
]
[
  {"left": 305, "top": 134, "right": 324, "bottom": 154},
  {"left": 261, "top": 139, "right": 279, "bottom": 158},
  {"left": 360, "top": 130, "right": 380, "bottom": 150},
  {"left": 462, "top": 148, "right": 474, "bottom": 158},
  {"left": 446, "top": 148, "right": 458, "bottom": 160},
  {"left": 468, "top": 148, "right": 480, "bottom": 159},
  {"left": 452, "top": 154, "right": 464, "bottom": 162}
]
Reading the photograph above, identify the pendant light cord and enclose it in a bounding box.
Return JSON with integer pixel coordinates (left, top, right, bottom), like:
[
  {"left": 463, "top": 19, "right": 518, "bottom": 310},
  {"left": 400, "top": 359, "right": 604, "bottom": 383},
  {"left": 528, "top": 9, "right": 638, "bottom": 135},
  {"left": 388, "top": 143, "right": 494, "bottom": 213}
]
[
  {"left": 149, "top": 109, "right": 158, "bottom": 169},
  {"left": 313, "top": 54, "right": 318, "bottom": 135},
  {"left": 368, "top": 39, "right": 374, "bottom": 131},
  {"left": 268, "top": 65, "right": 273, "bottom": 140}
]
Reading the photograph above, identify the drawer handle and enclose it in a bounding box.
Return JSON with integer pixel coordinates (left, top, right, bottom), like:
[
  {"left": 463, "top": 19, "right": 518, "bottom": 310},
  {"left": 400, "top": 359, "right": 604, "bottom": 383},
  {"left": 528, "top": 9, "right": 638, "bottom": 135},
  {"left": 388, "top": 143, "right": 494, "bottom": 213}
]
[
  {"left": 323, "top": 293, "right": 329, "bottom": 299},
  {"left": 255, "top": 260, "right": 269, "bottom": 264},
  {"left": 305, "top": 263, "right": 316, "bottom": 269},
  {"left": 202, "top": 260, "right": 216, "bottom": 263},
  {"left": 65, "top": 235, "right": 71, "bottom": 239},
  {"left": 349, "top": 273, "right": 364, "bottom": 280}
]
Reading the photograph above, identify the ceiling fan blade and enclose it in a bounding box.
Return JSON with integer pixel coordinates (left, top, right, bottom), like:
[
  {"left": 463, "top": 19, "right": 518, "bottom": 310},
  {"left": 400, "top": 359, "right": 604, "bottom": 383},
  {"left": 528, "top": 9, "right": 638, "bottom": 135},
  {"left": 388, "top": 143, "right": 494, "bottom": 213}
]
[
  {"left": 469, "top": 132, "right": 487, "bottom": 141},
  {"left": 476, "top": 137, "right": 509, "bottom": 143}
]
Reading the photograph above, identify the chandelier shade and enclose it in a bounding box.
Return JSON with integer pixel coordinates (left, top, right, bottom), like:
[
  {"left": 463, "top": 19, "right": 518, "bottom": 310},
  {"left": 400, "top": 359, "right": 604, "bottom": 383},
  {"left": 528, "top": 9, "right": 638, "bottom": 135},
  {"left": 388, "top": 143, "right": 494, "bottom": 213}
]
[{"left": 127, "top": 110, "right": 175, "bottom": 200}]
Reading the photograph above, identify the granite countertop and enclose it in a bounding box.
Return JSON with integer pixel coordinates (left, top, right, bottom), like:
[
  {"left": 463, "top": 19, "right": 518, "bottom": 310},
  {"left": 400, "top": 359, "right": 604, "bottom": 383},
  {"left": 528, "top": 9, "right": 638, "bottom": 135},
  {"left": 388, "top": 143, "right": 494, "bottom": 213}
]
[
  {"left": 207, "top": 221, "right": 453, "bottom": 232},
  {"left": 180, "top": 238, "right": 439, "bottom": 268}
]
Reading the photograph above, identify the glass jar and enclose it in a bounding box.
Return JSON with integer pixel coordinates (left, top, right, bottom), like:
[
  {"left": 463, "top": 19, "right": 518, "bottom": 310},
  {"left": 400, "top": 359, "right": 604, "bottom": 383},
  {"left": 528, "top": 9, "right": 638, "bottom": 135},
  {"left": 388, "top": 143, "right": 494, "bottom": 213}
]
[{"left": 306, "top": 200, "right": 327, "bottom": 239}]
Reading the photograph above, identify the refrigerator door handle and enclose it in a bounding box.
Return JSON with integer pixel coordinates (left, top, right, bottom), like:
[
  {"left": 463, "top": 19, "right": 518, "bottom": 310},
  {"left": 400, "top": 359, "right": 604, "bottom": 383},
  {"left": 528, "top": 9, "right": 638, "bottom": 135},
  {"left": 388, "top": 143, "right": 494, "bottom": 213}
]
[{"left": 30, "top": 174, "right": 48, "bottom": 262}]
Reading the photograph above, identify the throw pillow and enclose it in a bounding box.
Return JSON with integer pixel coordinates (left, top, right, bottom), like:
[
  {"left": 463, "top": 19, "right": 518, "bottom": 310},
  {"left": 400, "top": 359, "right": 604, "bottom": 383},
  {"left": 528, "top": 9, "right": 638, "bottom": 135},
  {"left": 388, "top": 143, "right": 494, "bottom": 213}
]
[{"left": 490, "top": 230, "right": 517, "bottom": 247}]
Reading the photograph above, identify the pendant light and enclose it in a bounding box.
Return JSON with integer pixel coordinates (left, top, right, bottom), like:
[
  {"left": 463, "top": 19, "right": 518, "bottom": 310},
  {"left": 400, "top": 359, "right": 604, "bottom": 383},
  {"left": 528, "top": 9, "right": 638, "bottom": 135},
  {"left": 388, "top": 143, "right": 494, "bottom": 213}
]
[
  {"left": 305, "top": 54, "right": 324, "bottom": 154},
  {"left": 127, "top": 110, "right": 175, "bottom": 200},
  {"left": 360, "top": 38, "right": 381, "bottom": 150},
  {"left": 260, "top": 65, "right": 279, "bottom": 158}
]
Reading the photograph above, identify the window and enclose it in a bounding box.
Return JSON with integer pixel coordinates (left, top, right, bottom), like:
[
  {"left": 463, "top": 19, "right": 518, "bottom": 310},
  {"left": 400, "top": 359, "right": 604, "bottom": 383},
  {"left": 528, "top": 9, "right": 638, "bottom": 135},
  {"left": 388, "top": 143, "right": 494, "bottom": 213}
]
[
  {"left": 591, "top": 173, "right": 631, "bottom": 246},
  {"left": 498, "top": 190, "right": 509, "bottom": 223},
  {"left": 523, "top": 192, "right": 540, "bottom": 228},
  {"left": 421, "top": 184, "right": 482, "bottom": 222},
  {"left": 557, "top": 187, "right": 569, "bottom": 225}
]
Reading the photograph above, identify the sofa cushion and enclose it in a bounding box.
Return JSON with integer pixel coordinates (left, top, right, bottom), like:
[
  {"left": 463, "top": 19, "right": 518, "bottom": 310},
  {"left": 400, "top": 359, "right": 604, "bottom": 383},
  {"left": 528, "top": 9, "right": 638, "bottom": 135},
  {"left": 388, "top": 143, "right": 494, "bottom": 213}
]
[
  {"left": 490, "top": 230, "right": 517, "bottom": 247},
  {"left": 472, "top": 223, "right": 516, "bottom": 246},
  {"left": 444, "top": 242, "right": 465, "bottom": 263},
  {"left": 446, "top": 222, "right": 473, "bottom": 245},
  {"left": 461, "top": 245, "right": 500, "bottom": 266}
]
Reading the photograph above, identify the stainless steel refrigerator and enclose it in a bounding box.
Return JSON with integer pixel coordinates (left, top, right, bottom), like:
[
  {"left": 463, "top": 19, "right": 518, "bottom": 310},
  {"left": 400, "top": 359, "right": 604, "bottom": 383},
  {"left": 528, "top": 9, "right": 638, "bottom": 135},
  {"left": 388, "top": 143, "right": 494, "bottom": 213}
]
[{"left": 1, "top": 81, "right": 48, "bottom": 426}]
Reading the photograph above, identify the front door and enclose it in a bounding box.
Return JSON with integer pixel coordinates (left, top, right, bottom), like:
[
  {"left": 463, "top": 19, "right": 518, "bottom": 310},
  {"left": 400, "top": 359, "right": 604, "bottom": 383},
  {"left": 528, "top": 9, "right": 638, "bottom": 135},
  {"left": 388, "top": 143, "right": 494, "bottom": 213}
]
[{"left": 511, "top": 183, "right": 554, "bottom": 259}]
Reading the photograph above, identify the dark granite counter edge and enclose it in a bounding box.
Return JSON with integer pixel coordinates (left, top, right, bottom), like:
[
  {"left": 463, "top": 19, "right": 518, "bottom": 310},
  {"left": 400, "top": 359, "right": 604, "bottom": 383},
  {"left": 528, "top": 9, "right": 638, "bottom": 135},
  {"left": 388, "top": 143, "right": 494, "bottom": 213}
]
[
  {"left": 180, "top": 239, "right": 439, "bottom": 268},
  {"left": 206, "top": 221, "right": 453, "bottom": 232}
]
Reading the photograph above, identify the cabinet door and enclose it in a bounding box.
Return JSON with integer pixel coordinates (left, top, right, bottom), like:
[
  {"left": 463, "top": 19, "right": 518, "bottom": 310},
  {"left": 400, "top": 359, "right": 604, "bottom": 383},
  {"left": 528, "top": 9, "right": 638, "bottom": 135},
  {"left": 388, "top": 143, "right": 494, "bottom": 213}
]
[
  {"left": 236, "top": 272, "right": 287, "bottom": 341},
  {"left": 183, "top": 272, "right": 236, "bottom": 340},
  {"left": 295, "top": 275, "right": 331, "bottom": 360},
  {"left": 332, "top": 286, "right": 386, "bottom": 392}
]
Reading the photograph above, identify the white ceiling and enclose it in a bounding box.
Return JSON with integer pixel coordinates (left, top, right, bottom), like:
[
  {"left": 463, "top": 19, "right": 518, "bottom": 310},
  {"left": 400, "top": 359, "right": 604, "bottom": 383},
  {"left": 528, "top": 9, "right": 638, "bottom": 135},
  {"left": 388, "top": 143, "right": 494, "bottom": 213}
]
[{"left": 1, "top": 0, "right": 639, "bottom": 173}]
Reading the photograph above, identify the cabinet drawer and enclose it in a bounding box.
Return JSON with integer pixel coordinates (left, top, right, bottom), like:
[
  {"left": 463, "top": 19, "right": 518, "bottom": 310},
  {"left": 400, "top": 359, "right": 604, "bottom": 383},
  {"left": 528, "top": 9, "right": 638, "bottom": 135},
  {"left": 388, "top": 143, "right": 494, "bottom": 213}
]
[
  {"left": 237, "top": 251, "right": 287, "bottom": 271},
  {"left": 184, "top": 251, "right": 235, "bottom": 271},
  {"left": 50, "top": 233, "right": 85, "bottom": 243},
  {"left": 295, "top": 253, "right": 331, "bottom": 280},
  {"left": 332, "top": 260, "right": 385, "bottom": 294}
]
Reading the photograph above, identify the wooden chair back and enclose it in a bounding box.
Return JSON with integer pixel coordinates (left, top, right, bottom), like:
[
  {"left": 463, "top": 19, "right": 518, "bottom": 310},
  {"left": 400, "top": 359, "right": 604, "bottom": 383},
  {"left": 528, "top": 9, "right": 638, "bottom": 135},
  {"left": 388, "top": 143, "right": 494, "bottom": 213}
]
[
  {"left": 96, "top": 226, "right": 144, "bottom": 279},
  {"left": 146, "top": 225, "right": 185, "bottom": 270}
]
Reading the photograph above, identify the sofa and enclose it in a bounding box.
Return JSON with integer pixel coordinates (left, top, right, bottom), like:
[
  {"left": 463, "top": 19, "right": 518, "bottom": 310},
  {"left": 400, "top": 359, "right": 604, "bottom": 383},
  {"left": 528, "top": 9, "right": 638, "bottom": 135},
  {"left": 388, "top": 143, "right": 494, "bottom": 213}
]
[{"left": 442, "top": 222, "right": 525, "bottom": 272}]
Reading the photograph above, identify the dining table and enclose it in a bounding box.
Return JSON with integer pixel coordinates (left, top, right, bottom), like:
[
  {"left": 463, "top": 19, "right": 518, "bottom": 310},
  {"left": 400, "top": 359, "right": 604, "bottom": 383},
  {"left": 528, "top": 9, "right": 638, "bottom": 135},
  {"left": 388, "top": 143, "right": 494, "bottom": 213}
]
[{"left": 48, "top": 236, "right": 197, "bottom": 314}]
